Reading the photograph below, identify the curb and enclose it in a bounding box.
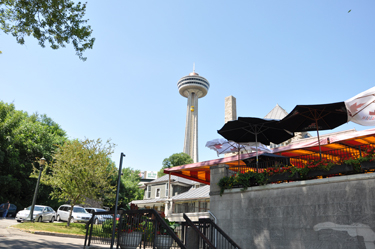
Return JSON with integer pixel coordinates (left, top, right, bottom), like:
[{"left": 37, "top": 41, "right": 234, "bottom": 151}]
[
  {"left": 21, "top": 230, "right": 110, "bottom": 248},
  {"left": 33, "top": 231, "right": 86, "bottom": 239}
]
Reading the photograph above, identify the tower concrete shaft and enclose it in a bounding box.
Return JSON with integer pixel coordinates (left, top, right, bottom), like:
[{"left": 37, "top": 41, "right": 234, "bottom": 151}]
[
  {"left": 184, "top": 91, "right": 199, "bottom": 162},
  {"left": 178, "top": 70, "right": 210, "bottom": 163}
]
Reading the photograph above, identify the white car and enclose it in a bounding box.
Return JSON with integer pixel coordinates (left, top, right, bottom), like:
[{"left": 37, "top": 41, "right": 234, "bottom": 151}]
[
  {"left": 56, "top": 204, "right": 92, "bottom": 223},
  {"left": 15, "top": 205, "right": 56, "bottom": 223}
]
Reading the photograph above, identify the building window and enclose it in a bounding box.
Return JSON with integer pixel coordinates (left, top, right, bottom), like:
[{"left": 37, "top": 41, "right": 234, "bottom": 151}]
[
  {"left": 199, "top": 201, "right": 208, "bottom": 212},
  {"left": 174, "top": 200, "right": 210, "bottom": 213},
  {"left": 165, "top": 183, "right": 169, "bottom": 197},
  {"left": 146, "top": 186, "right": 151, "bottom": 199},
  {"left": 155, "top": 188, "right": 161, "bottom": 198}
]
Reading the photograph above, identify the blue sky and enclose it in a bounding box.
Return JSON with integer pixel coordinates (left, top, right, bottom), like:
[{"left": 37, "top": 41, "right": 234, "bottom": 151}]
[{"left": 1, "top": 0, "right": 375, "bottom": 172}]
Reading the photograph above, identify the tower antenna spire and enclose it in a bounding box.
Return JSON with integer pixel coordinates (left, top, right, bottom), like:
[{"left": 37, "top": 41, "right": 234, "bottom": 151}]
[{"left": 193, "top": 63, "right": 195, "bottom": 73}]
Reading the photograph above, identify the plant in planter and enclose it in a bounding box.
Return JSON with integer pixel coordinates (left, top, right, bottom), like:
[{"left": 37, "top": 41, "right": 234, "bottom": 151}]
[
  {"left": 154, "top": 213, "right": 180, "bottom": 249},
  {"left": 218, "top": 170, "right": 268, "bottom": 195},
  {"left": 118, "top": 223, "right": 144, "bottom": 249},
  {"left": 338, "top": 147, "right": 375, "bottom": 172},
  {"left": 358, "top": 147, "right": 375, "bottom": 170},
  {"left": 306, "top": 158, "right": 336, "bottom": 171},
  {"left": 218, "top": 156, "right": 364, "bottom": 195},
  {"left": 342, "top": 158, "right": 362, "bottom": 172},
  {"left": 302, "top": 158, "right": 339, "bottom": 178},
  {"left": 119, "top": 204, "right": 144, "bottom": 249},
  {"left": 265, "top": 165, "right": 301, "bottom": 182}
]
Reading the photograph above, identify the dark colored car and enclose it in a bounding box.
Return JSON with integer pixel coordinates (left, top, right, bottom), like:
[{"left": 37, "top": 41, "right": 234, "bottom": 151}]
[{"left": 0, "top": 203, "right": 17, "bottom": 217}]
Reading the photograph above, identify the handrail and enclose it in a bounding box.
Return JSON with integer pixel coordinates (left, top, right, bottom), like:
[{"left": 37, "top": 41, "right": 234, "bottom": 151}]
[
  {"left": 151, "top": 209, "right": 186, "bottom": 249},
  {"left": 183, "top": 213, "right": 216, "bottom": 249},
  {"left": 208, "top": 210, "right": 218, "bottom": 247},
  {"left": 203, "top": 218, "right": 242, "bottom": 249}
]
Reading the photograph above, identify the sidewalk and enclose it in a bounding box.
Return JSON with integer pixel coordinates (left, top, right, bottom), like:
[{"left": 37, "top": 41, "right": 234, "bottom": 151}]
[{"left": 0, "top": 218, "right": 110, "bottom": 249}]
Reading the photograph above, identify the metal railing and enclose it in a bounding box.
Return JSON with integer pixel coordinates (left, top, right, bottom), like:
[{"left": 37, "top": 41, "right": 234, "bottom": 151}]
[
  {"left": 84, "top": 210, "right": 243, "bottom": 249},
  {"left": 84, "top": 209, "right": 186, "bottom": 249},
  {"left": 178, "top": 215, "right": 241, "bottom": 249},
  {"left": 228, "top": 143, "right": 375, "bottom": 173}
]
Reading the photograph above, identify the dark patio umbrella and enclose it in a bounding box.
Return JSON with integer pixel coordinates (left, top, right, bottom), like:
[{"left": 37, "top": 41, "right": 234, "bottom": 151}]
[
  {"left": 278, "top": 101, "right": 348, "bottom": 159},
  {"left": 217, "top": 117, "right": 294, "bottom": 171}
]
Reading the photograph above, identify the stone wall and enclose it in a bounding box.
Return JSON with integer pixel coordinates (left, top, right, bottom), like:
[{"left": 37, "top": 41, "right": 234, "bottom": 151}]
[{"left": 210, "top": 166, "right": 375, "bottom": 249}]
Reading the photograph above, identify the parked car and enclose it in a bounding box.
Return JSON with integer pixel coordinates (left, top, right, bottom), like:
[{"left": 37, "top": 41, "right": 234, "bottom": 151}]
[
  {"left": 56, "top": 204, "right": 92, "bottom": 223},
  {"left": 0, "top": 203, "right": 17, "bottom": 217},
  {"left": 15, "top": 205, "right": 56, "bottom": 223},
  {"left": 84, "top": 207, "right": 112, "bottom": 224}
]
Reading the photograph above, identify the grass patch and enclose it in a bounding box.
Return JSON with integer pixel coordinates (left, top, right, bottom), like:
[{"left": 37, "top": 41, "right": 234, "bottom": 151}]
[{"left": 13, "top": 222, "right": 87, "bottom": 236}]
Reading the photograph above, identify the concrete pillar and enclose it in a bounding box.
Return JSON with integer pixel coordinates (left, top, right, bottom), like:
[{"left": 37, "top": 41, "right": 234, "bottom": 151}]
[
  {"left": 210, "top": 164, "right": 229, "bottom": 196},
  {"left": 183, "top": 91, "right": 198, "bottom": 163},
  {"left": 164, "top": 200, "right": 173, "bottom": 218},
  {"left": 185, "top": 227, "right": 199, "bottom": 249},
  {"left": 225, "top": 96, "right": 237, "bottom": 123}
]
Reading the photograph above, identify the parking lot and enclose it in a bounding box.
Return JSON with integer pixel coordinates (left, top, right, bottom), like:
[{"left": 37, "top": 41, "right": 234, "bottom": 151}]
[{"left": 0, "top": 218, "right": 107, "bottom": 249}]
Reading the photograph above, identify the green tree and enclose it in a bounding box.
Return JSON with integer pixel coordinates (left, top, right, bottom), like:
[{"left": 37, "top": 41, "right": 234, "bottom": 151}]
[
  {"left": 0, "top": 101, "right": 67, "bottom": 210},
  {"left": 120, "top": 167, "right": 143, "bottom": 206},
  {"left": 39, "top": 138, "right": 117, "bottom": 226},
  {"left": 103, "top": 166, "right": 143, "bottom": 210},
  {"left": 158, "top": 152, "right": 193, "bottom": 178},
  {"left": 0, "top": 0, "right": 94, "bottom": 61}
]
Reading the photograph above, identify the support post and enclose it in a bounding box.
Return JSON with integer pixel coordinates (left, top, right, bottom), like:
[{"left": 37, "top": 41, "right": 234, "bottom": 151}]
[
  {"left": 110, "top": 153, "right": 125, "bottom": 249},
  {"left": 29, "top": 166, "right": 43, "bottom": 222}
]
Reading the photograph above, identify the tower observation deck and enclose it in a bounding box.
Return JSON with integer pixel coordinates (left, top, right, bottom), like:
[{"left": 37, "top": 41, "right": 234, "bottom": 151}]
[{"left": 177, "top": 70, "right": 210, "bottom": 163}]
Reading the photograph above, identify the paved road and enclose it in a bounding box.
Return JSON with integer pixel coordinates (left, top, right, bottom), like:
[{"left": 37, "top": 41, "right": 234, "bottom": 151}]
[{"left": 0, "top": 218, "right": 108, "bottom": 249}]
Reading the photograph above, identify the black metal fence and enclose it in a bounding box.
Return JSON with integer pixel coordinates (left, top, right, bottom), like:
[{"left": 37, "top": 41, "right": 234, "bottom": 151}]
[
  {"left": 177, "top": 215, "right": 241, "bottom": 249},
  {"left": 84, "top": 210, "right": 242, "bottom": 249},
  {"left": 84, "top": 209, "right": 185, "bottom": 249},
  {"left": 228, "top": 143, "right": 375, "bottom": 173}
]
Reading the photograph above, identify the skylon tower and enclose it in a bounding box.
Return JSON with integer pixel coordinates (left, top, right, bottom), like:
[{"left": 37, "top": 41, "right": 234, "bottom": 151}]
[{"left": 177, "top": 67, "right": 210, "bottom": 163}]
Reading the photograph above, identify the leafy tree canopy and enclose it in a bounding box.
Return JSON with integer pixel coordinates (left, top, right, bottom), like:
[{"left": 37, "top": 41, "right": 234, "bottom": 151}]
[
  {"left": 158, "top": 152, "right": 193, "bottom": 178},
  {"left": 0, "top": 0, "right": 95, "bottom": 61},
  {"left": 119, "top": 167, "right": 143, "bottom": 206},
  {"left": 0, "top": 101, "right": 67, "bottom": 210},
  {"left": 38, "top": 138, "right": 117, "bottom": 226},
  {"left": 101, "top": 164, "right": 143, "bottom": 209}
]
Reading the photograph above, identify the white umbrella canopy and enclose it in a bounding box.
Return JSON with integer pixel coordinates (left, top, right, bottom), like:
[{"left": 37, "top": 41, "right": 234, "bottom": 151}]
[
  {"left": 205, "top": 138, "right": 271, "bottom": 157},
  {"left": 345, "top": 86, "right": 375, "bottom": 126}
]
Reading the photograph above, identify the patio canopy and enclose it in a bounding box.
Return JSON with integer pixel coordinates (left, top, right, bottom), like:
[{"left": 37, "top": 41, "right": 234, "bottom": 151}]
[{"left": 164, "top": 128, "right": 375, "bottom": 185}]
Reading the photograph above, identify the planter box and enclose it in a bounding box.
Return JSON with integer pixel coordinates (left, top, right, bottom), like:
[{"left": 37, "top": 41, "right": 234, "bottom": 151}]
[
  {"left": 232, "top": 178, "right": 258, "bottom": 188},
  {"left": 268, "top": 172, "right": 300, "bottom": 183},
  {"left": 154, "top": 235, "right": 174, "bottom": 249},
  {"left": 361, "top": 161, "right": 375, "bottom": 170},
  {"left": 306, "top": 164, "right": 354, "bottom": 179},
  {"left": 119, "top": 231, "right": 143, "bottom": 249}
]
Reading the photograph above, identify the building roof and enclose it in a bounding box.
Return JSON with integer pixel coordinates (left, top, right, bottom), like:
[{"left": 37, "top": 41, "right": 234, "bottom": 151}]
[
  {"left": 171, "top": 185, "right": 210, "bottom": 200},
  {"left": 146, "top": 174, "right": 200, "bottom": 186},
  {"left": 264, "top": 104, "right": 289, "bottom": 120},
  {"left": 130, "top": 198, "right": 167, "bottom": 205},
  {"left": 130, "top": 185, "right": 210, "bottom": 206}
]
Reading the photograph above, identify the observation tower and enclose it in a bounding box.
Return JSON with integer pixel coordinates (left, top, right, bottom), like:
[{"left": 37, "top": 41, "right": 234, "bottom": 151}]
[{"left": 177, "top": 67, "right": 210, "bottom": 163}]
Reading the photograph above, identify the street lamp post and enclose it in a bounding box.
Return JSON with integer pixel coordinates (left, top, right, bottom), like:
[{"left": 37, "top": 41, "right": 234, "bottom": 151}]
[
  {"left": 29, "top": 157, "right": 46, "bottom": 222},
  {"left": 110, "top": 153, "right": 125, "bottom": 249}
]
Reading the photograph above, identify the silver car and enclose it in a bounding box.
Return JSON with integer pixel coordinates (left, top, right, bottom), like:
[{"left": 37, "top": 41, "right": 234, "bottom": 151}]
[
  {"left": 84, "top": 207, "right": 112, "bottom": 224},
  {"left": 15, "top": 205, "right": 56, "bottom": 223}
]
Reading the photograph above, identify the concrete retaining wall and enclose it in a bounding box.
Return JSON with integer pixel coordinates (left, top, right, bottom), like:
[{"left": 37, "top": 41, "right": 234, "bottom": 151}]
[{"left": 210, "top": 165, "right": 375, "bottom": 249}]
